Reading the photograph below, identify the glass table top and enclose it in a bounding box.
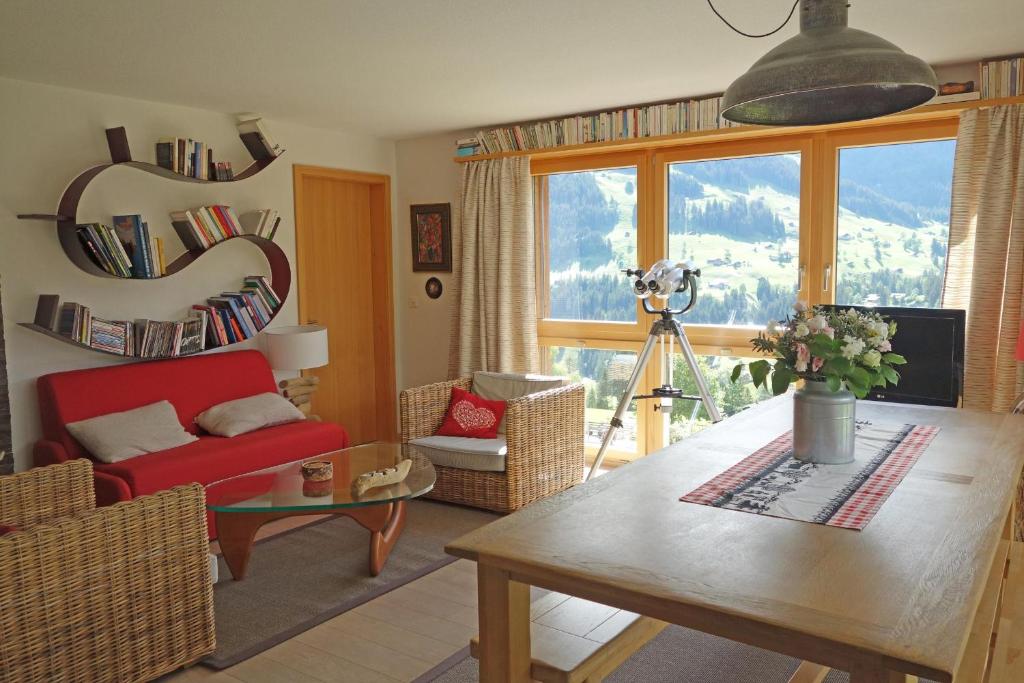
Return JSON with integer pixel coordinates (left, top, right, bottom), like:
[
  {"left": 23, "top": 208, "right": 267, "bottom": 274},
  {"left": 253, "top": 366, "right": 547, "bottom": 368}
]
[{"left": 204, "top": 442, "right": 436, "bottom": 513}]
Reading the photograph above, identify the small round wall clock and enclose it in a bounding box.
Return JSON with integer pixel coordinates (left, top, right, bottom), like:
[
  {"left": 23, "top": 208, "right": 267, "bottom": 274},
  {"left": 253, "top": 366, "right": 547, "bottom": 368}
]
[{"left": 425, "top": 277, "right": 443, "bottom": 299}]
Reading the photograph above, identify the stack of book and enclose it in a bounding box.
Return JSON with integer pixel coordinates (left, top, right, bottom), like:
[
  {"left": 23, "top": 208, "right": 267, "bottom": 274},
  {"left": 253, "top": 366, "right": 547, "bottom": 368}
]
[
  {"left": 168, "top": 205, "right": 245, "bottom": 251},
  {"left": 472, "top": 94, "right": 737, "bottom": 154},
  {"left": 191, "top": 275, "right": 283, "bottom": 348},
  {"left": 33, "top": 275, "right": 282, "bottom": 357},
  {"left": 77, "top": 217, "right": 165, "bottom": 278},
  {"left": 237, "top": 118, "right": 282, "bottom": 160},
  {"left": 455, "top": 137, "right": 481, "bottom": 156},
  {"left": 155, "top": 138, "right": 229, "bottom": 180},
  {"left": 238, "top": 209, "right": 281, "bottom": 239},
  {"left": 980, "top": 55, "right": 1023, "bottom": 98}
]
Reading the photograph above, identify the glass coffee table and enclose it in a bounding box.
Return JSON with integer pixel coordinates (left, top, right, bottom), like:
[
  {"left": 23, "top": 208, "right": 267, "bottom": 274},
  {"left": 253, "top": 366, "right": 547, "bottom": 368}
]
[{"left": 205, "top": 442, "right": 435, "bottom": 580}]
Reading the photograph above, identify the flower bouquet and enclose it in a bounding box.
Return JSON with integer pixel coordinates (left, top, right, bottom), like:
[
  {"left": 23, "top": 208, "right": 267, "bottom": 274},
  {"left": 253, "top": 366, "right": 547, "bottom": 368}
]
[
  {"left": 731, "top": 302, "right": 906, "bottom": 398},
  {"left": 731, "top": 303, "right": 906, "bottom": 464}
]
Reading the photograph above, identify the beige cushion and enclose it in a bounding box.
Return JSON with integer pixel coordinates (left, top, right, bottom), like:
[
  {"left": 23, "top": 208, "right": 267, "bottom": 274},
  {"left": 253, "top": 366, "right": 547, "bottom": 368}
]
[
  {"left": 196, "top": 392, "right": 305, "bottom": 438},
  {"left": 66, "top": 400, "right": 198, "bottom": 463},
  {"left": 471, "top": 371, "right": 566, "bottom": 433},
  {"left": 409, "top": 435, "right": 508, "bottom": 473}
]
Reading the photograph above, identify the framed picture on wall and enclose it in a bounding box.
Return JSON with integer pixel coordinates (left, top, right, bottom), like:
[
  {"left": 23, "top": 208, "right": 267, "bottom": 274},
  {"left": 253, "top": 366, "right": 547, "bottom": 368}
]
[{"left": 410, "top": 203, "right": 452, "bottom": 272}]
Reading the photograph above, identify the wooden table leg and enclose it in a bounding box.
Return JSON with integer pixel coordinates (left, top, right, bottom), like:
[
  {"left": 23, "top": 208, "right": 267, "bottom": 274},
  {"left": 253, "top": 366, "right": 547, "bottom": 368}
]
[
  {"left": 344, "top": 501, "right": 408, "bottom": 576},
  {"left": 477, "top": 563, "right": 531, "bottom": 683},
  {"left": 215, "top": 510, "right": 285, "bottom": 580},
  {"left": 788, "top": 661, "right": 829, "bottom": 683}
]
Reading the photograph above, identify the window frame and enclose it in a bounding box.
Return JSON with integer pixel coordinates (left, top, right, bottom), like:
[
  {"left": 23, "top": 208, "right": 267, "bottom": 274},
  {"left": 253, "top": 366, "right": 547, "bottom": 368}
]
[{"left": 531, "top": 118, "right": 960, "bottom": 460}]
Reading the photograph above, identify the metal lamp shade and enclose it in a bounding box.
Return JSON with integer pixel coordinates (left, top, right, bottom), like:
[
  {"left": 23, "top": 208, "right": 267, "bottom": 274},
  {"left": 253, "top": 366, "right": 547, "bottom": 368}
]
[
  {"left": 264, "top": 324, "right": 329, "bottom": 371},
  {"left": 722, "top": 0, "right": 938, "bottom": 126}
]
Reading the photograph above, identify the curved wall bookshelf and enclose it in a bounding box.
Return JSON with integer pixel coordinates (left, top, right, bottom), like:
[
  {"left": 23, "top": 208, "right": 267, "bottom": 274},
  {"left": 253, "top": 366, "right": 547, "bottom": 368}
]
[{"left": 17, "top": 125, "right": 290, "bottom": 358}]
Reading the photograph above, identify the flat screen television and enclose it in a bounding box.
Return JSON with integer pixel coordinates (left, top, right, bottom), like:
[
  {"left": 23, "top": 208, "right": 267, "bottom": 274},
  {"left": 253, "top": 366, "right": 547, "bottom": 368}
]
[{"left": 819, "top": 306, "right": 965, "bottom": 408}]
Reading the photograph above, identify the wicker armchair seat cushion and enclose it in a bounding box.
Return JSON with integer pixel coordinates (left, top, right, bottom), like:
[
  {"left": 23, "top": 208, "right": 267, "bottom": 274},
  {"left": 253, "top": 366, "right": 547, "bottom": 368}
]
[
  {"left": 410, "top": 435, "right": 508, "bottom": 473},
  {"left": 471, "top": 372, "right": 566, "bottom": 433}
]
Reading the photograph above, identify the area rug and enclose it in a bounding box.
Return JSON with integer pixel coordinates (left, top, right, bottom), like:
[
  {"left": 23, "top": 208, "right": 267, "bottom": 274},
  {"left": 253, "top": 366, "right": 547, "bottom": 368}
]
[
  {"left": 203, "top": 499, "right": 498, "bottom": 669},
  {"left": 681, "top": 421, "right": 939, "bottom": 529},
  {"left": 416, "top": 626, "right": 938, "bottom": 683}
]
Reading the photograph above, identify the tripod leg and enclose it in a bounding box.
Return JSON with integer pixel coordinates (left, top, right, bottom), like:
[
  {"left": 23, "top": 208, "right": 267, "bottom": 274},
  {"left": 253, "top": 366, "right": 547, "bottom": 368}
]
[
  {"left": 586, "top": 330, "right": 661, "bottom": 481},
  {"left": 669, "top": 320, "right": 723, "bottom": 423}
]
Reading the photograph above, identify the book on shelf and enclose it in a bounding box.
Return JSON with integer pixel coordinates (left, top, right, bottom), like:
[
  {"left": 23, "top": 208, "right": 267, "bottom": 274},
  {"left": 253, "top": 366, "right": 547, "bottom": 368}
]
[
  {"left": 156, "top": 137, "right": 235, "bottom": 180},
  {"left": 980, "top": 54, "right": 1023, "bottom": 98},
  {"left": 33, "top": 294, "right": 60, "bottom": 330},
  {"left": 76, "top": 223, "right": 132, "bottom": 277},
  {"left": 237, "top": 118, "right": 282, "bottom": 160},
  {"left": 112, "top": 214, "right": 159, "bottom": 278},
  {"left": 167, "top": 205, "right": 244, "bottom": 251},
  {"left": 238, "top": 209, "right": 279, "bottom": 239},
  {"left": 455, "top": 136, "right": 482, "bottom": 156},
  {"left": 932, "top": 91, "right": 981, "bottom": 104}
]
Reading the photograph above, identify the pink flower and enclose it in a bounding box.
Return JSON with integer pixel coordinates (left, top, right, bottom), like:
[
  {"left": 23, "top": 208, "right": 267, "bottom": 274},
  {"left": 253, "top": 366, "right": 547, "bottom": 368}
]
[
  {"left": 795, "top": 343, "right": 810, "bottom": 372},
  {"left": 878, "top": 340, "right": 892, "bottom": 352},
  {"left": 822, "top": 326, "right": 835, "bottom": 339},
  {"left": 812, "top": 356, "right": 824, "bottom": 372}
]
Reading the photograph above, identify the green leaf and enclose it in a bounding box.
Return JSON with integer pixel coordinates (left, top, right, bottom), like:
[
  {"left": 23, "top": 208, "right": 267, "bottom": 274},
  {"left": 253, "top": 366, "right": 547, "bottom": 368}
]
[
  {"left": 770, "top": 366, "right": 793, "bottom": 396},
  {"left": 826, "top": 374, "right": 842, "bottom": 393},
  {"left": 882, "top": 353, "right": 907, "bottom": 365},
  {"left": 730, "top": 364, "right": 744, "bottom": 383},
  {"left": 869, "top": 370, "right": 886, "bottom": 388},
  {"left": 749, "top": 360, "right": 771, "bottom": 389},
  {"left": 823, "top": 357, "right": 852, "bottom": 376},
  {"left": 879, "top": 365, "right": 900, "bottom": 384},
  {"left": 849, "top": 366, "right": 871, "bottom": 388}
]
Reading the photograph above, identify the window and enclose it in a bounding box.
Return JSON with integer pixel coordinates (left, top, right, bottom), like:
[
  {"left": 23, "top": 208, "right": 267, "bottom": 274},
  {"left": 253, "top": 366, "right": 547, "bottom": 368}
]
[
  {"left": 667, "top": 153, "right": 801, "bottom": 326},
  {"left": 539, "top": 166, "right": 638, "bottom": 323},
  {"left": 834, "top": 139, "right": 956, "bottom": 308},
  {"left": 531, "top": 118, "right": 959, "bottom": 462},
  {"left": 544, "top": 346, "right": 640, "bottom": 454}
]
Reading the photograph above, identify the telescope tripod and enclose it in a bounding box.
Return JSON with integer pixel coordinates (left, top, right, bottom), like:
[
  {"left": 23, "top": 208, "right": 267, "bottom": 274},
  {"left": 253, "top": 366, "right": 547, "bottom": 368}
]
[{"left": 586, "top": 306, "right": 723, "bottom": 481}]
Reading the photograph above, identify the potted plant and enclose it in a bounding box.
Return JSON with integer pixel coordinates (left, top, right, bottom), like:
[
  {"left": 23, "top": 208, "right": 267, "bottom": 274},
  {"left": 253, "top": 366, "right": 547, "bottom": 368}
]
[{"left": 731, "top": 303, "right": 906, "bottom": 464}]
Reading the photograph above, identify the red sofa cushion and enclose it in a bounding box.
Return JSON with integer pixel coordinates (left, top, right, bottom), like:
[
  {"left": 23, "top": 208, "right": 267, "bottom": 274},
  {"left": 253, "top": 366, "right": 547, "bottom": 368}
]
[
  {"left": 37, "top": 350, "right": 279, "bottom": 460},
  {"left": 96, "top": 420, "right": 347, "bottom": 497}
]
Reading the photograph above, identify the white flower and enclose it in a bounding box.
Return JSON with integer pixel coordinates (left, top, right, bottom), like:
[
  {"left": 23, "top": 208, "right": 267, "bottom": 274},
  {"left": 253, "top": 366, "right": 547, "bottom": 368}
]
[
  {"left": 841, "top": 335, "right": 865, "bottom": 359},
  {"left": 863, "top": 349, "right": 882, "bottom": 367},
  {"left": 845, "top": 308, "right": 860, "bottom": 320},
  {"left": 869, "top": 321, "right": 889, "bottom": 339},
  {"left": 793, "top": 301, "right": 809, "bottom": 314},
  {"left": 806, "top": 315, "right": 828, "bottom": 333},
  {"left": 794, "top": 323, "right": 810, "bottom": 338},
  {"left": 878, "top": 339, "right": 892, "bottom": 352},
  {"left": 822, "top": 326, "right": 835, "bottom": 339},
  {"left": 795, "top": 343, "right": 810, "bottom": 372},
  {"left": 766, "top": 320, "right": 781, "bottom": 335}
]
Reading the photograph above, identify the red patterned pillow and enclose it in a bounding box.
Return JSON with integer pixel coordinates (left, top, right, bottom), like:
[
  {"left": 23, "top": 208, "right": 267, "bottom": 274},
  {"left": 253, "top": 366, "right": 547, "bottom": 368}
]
[
  {"left": 436, "top": 387, "right": 507, "bottom": 439},
  {"left": 0, "top": 525, "right": 17, "bottom": 536}
]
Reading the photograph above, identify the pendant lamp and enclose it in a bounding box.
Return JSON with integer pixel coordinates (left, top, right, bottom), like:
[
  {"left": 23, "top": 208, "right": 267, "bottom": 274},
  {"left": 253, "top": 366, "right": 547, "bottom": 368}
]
[{"left": 719, "top": 0, "right": 938, "bottom": 126}]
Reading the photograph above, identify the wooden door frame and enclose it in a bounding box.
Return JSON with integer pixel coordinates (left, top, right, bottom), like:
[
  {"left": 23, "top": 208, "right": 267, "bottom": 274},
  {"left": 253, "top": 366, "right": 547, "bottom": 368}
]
[{"left": 292, "top": 164, "right": 398, "bottom": 441}]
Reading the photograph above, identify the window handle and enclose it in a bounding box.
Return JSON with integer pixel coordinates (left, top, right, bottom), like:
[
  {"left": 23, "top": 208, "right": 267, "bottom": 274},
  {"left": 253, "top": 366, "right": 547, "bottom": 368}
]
[
  {"left": 797, "top": 264, "right": 806, "bottom": 292},
  {"left": 823, "top": 264, "right": 832, "bottom": 292}
]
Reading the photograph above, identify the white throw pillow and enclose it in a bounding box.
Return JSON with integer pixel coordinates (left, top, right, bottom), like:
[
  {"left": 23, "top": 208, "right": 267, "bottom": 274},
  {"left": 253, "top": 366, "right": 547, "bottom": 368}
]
[
  {"left": 471, "top": 372, "right": 566, "bottom": 433},
  {"left": 66, "top": 400, "right": 198, "bottom": 463},
  {"left": 196, "top": 392, "right": 305, "bottom": 438}
]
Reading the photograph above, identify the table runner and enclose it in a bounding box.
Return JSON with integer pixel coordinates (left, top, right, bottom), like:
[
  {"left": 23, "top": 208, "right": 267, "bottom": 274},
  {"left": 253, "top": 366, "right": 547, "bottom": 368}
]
[{"left": 680, "top": 421, "right": 939, "bottom": 529}]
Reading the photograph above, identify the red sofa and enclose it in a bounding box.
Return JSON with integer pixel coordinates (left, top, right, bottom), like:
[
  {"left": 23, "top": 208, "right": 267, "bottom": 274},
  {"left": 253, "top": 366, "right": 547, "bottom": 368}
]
[{"left": 34, "top": 350, "right": 348, "bottom": 533}]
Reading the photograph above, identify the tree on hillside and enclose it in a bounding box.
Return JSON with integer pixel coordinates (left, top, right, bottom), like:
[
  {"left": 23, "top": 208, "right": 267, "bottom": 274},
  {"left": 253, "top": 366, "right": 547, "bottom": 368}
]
[{"left": 549, "top": 172, "right": 617, "bottom": 270}]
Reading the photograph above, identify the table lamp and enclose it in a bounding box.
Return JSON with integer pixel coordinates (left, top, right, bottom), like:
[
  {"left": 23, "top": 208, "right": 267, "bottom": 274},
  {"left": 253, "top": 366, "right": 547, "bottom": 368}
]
[{"left": 264, "top": 325, "right": 329, "bottom": 420}]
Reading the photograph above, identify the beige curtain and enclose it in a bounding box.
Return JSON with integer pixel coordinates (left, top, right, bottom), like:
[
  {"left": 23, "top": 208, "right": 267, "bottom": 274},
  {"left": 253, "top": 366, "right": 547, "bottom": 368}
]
[
  {"left": 942, "top": 105, "right": 1024, "bottom": 412},
  {"left": 449, "top": 157, "right": 539, "bottom": 376}
]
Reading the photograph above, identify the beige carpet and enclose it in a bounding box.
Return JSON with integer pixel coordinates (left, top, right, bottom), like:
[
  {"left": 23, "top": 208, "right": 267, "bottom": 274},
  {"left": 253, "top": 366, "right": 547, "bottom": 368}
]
[{"left": 204, "top": 499, "right": 498, "bottom": 669}]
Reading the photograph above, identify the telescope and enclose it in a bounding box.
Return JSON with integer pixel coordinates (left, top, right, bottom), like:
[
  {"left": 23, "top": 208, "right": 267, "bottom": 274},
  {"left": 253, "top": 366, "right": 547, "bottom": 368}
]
[{"left": 587, "top": 259, "right": 722, "bottom": 481}]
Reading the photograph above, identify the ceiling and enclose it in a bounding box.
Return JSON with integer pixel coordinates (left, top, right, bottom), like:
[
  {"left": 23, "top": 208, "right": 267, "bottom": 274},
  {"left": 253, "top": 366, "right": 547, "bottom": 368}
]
[{"left": 1, "top": 0, "right": 1021, "bottom": 140}]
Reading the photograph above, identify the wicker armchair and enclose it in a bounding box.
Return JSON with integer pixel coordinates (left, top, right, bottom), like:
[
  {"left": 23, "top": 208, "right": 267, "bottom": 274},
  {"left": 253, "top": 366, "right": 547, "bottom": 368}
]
[
  {"left": 401, "top": 378, "right": 585, "bottom": 513},
  {"left": 0, "top": 459, "right": 215, "bottom": 682}
]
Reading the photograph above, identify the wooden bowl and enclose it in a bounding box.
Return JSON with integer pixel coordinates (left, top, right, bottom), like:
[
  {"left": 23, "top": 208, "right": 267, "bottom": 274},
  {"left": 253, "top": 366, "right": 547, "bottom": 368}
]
[{"left": 301, "top": 460, "right": 333, "bottom": 482}]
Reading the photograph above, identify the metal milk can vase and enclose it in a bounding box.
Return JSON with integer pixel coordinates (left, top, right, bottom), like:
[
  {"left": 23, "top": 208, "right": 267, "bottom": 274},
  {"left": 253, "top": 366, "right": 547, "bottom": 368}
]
[{"left": 792, "top": 380, "right": 856, "bottom": 464}]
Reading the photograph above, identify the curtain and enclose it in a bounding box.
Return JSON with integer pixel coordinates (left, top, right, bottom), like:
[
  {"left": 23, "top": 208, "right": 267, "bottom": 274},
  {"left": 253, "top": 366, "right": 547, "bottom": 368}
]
[
  {"left": 449, "top": 157, "right": 539, "bottom": 377},
  {"left": 941, "top": 105, "right": 1024, "bottom": 412}
]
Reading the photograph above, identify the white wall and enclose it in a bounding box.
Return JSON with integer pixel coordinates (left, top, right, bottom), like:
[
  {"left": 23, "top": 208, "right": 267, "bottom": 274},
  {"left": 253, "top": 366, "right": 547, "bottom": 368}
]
[
  {"left": 394, "top": 131, "right": 469, "bottom": 389},
  {"left": 0, "top": 77, "right": 397, "bottom": 471}
]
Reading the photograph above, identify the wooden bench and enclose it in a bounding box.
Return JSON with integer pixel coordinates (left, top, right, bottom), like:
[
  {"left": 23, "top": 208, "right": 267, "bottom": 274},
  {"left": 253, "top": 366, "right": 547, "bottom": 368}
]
[{"left": 470, "top": 593, "right": 666, "bottom": 683}]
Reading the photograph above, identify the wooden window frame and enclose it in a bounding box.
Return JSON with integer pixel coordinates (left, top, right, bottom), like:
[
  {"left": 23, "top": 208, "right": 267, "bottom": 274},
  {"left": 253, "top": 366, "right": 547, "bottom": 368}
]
[{"left": 532, "top": 115, "right": 962, "bottom": 458}]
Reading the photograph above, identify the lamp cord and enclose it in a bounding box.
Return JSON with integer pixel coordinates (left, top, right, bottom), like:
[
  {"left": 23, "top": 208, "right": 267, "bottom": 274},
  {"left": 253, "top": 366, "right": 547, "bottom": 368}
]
[{"left": 707, "top": 0, "right": 800, "bottom": 38}]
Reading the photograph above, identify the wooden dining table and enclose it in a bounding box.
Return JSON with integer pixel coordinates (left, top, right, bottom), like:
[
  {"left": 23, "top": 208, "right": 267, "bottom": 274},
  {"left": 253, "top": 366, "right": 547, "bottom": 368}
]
[{"left": 446, "top": 395, "right": 1024, "bottom": 682}]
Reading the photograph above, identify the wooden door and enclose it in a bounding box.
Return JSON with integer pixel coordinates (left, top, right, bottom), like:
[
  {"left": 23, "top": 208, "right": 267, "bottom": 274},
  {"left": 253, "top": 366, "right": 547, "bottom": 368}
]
[{"left": 293, "top": 166, "right": 396, "bottom": 444}]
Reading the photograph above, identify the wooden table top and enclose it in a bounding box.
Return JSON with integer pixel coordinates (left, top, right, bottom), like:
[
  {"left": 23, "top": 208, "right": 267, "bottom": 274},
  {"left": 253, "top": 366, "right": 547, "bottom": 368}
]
[{"left": 447, "top": 396, "right": 1024, "bottom": 682}]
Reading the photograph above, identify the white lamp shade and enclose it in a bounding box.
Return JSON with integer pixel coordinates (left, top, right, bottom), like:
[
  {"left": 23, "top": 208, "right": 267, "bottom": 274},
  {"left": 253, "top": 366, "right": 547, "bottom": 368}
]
[{"left": 264, "top": 325, "right": 329, "bottom": 370}]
